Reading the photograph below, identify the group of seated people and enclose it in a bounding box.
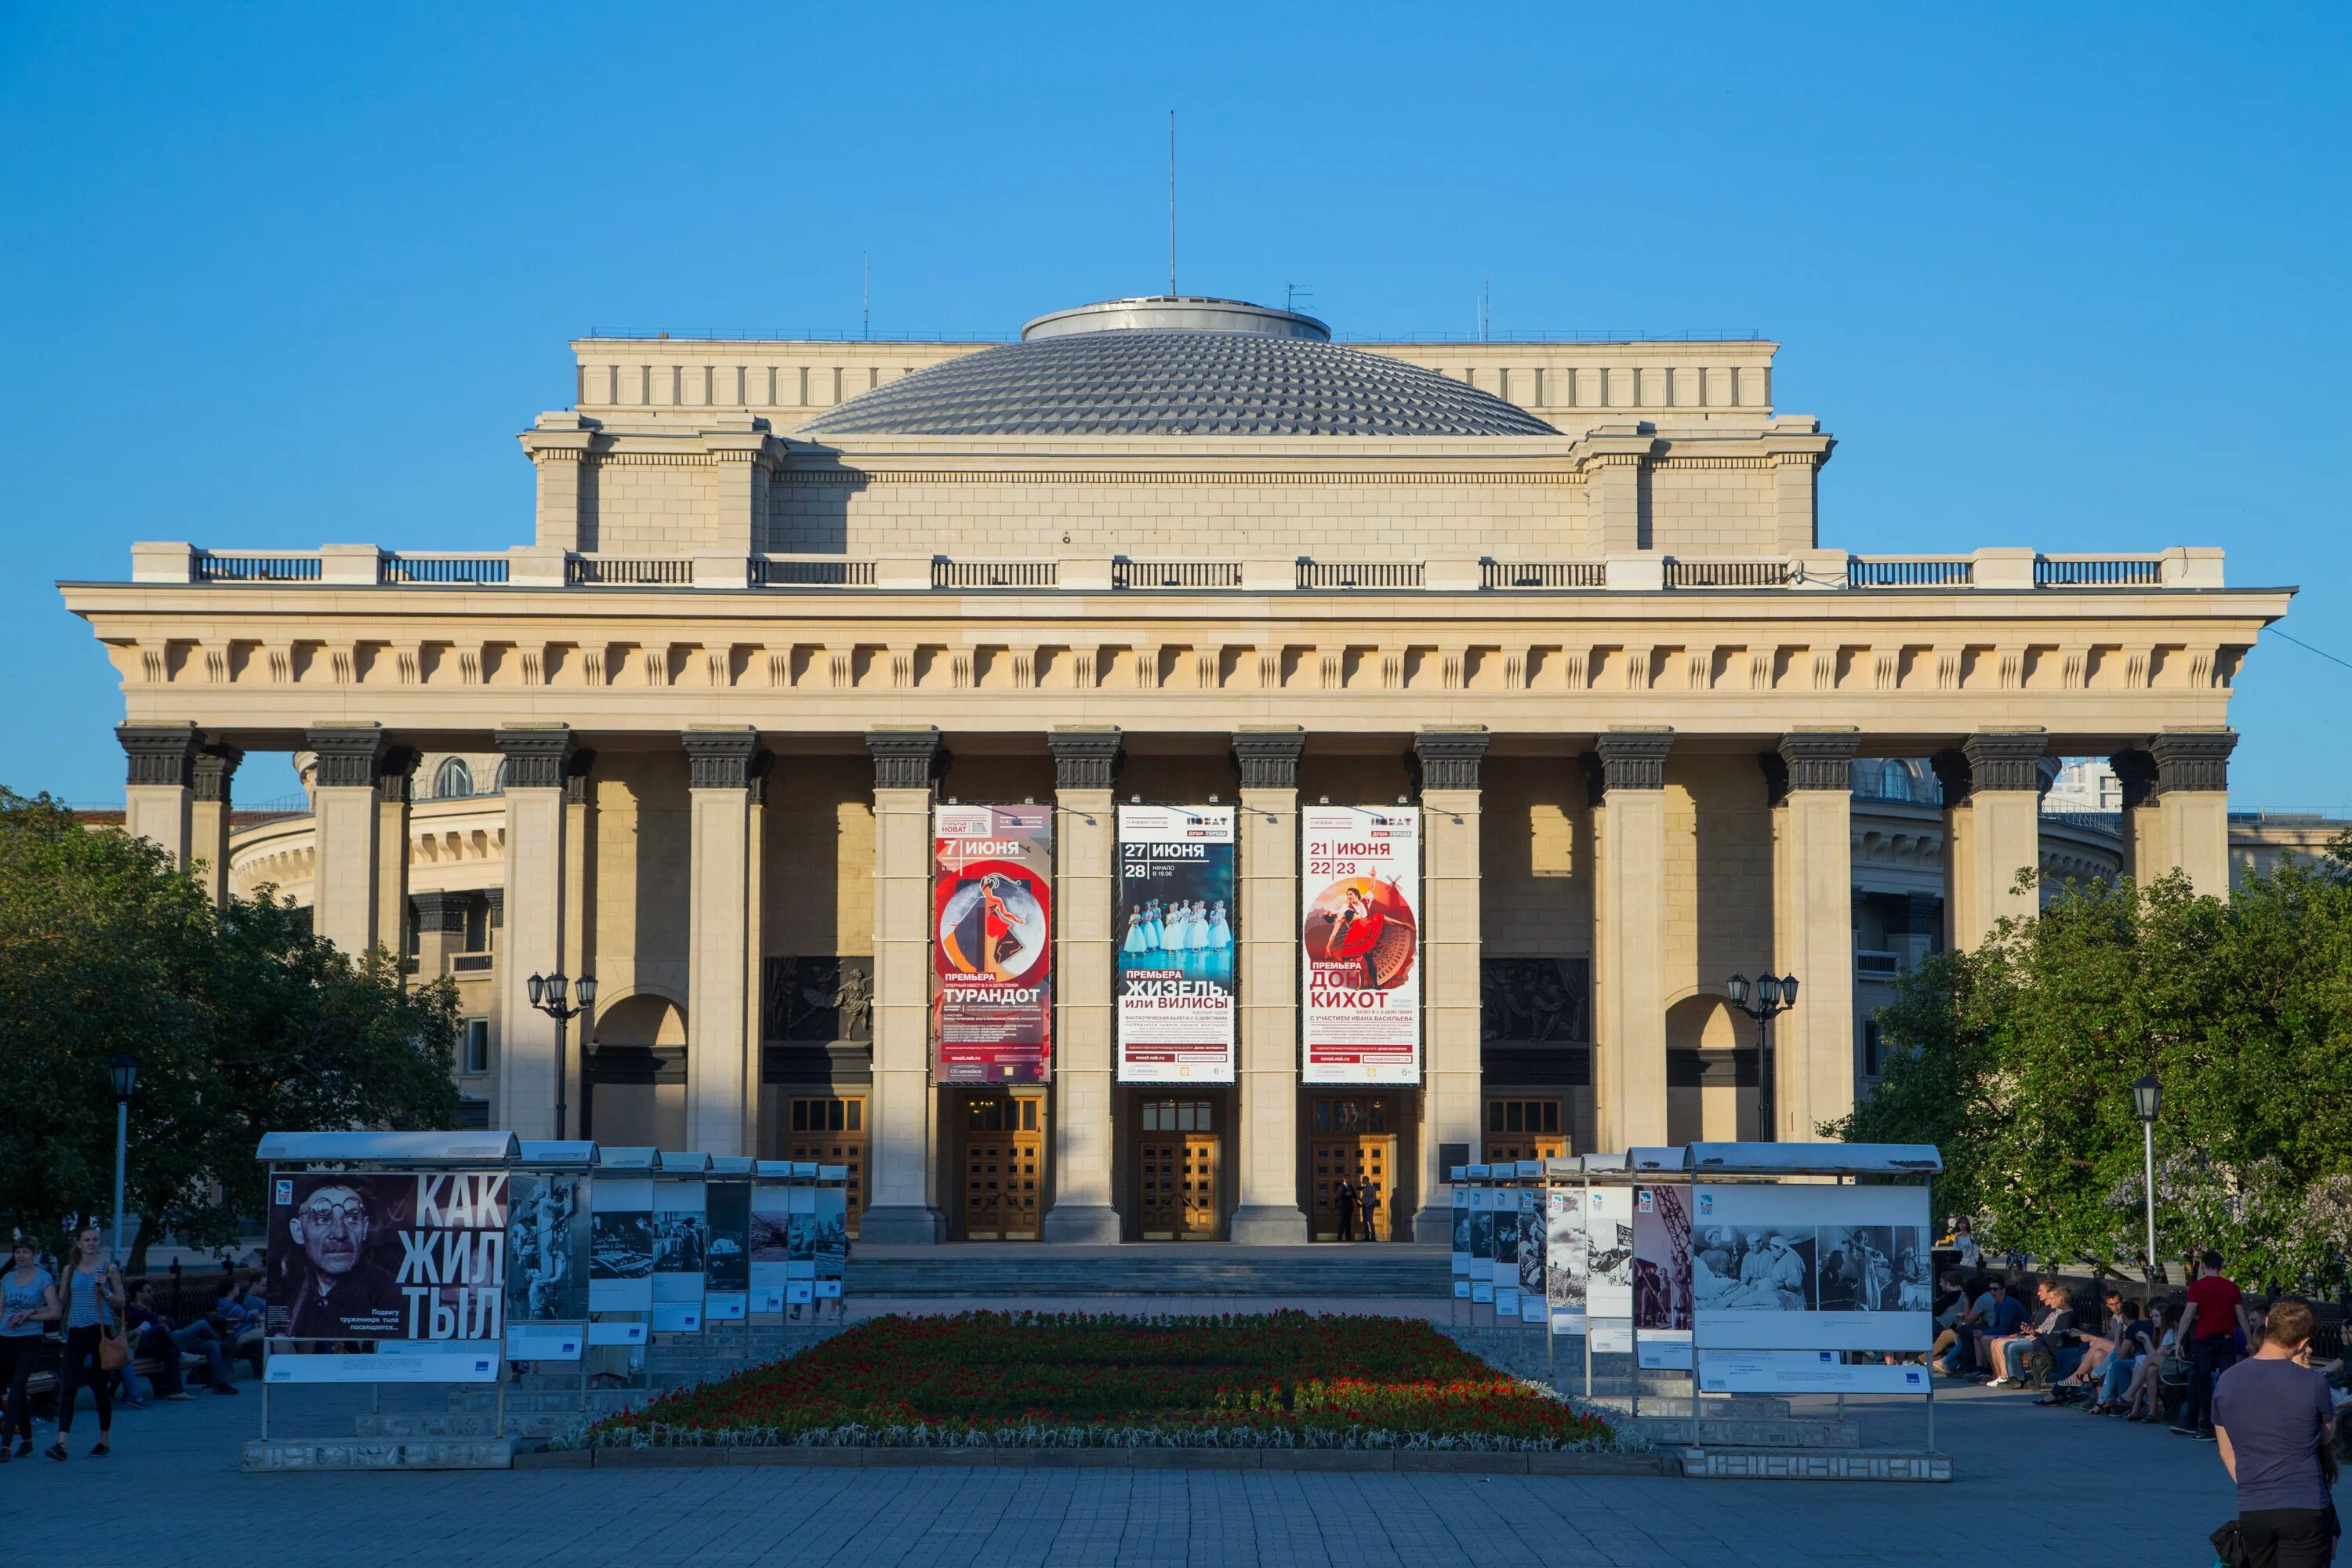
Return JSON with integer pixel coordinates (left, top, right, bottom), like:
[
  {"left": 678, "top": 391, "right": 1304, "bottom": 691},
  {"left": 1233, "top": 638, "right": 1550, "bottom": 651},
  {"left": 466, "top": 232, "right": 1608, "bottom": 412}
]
[
  {"left": 100, "top": 1274, "right": 264, "bottom": 1406},
  {"left": 1928, "top": 1268, "right": 2346, "bottom": 1425}
]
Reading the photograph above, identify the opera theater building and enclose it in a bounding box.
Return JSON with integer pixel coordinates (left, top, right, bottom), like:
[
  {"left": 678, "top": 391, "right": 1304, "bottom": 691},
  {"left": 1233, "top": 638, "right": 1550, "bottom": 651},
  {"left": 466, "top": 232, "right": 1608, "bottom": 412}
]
[{"left": 64, "top": 296, "right": 2286, "bottom": 1246}]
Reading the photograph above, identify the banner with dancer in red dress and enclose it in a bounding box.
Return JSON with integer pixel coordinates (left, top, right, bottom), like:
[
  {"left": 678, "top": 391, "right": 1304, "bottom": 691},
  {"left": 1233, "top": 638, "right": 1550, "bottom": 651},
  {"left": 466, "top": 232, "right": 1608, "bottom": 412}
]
[
  {"left": 932, "top": 804, "right": 1054, "bottom": 1083},
  {"left": 1300, "top": 805, "right": 1421, "bottom": 1083}
]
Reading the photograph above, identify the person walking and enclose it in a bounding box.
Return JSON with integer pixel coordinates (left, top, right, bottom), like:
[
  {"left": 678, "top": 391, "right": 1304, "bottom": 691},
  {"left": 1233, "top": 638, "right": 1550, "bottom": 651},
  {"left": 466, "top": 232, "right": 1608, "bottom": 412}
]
[
  {"left": 2177, "top": 1248, "right": 2256, "bottom": 1439},
  {"left": 46, "top": 1226, "right": 125, "bottom": 1461},
  {"left": 1359, "top": 1181, "right": 1381, "bottom": 1243},
  {"left": 1333, "top": 1176, "right": 1356, "bottom": 1242},
  {"left": 1, "top": 1239, "right": 57, "bottom": 1461},
  {"left": 2214, "top": 1297, "right": 2339, "bottom": 1567}
]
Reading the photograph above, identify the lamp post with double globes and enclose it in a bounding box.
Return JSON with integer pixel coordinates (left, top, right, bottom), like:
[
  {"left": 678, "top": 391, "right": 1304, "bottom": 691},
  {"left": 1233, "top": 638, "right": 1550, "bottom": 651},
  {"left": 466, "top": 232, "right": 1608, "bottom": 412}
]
[
  {"left": 525, "top": 971, "right": 597, "bottom": 1141},
  {"left": 2132, "top": 1074, "right": 2161, "bottom": 1281},
  {"left": 1726, "top": 973, "right": 1798, "bottom": 1143},
  {"left": 107, "top": 1055, "right": 136, "bottom": 1260}
]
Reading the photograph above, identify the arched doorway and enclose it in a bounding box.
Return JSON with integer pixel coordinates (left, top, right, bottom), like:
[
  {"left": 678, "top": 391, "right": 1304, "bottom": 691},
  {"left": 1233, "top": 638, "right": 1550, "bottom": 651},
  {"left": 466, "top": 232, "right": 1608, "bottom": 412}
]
[
  {"left": 586, "top": 993, "right": 687, "bottom": 1149},
  {"left": 1664, "top": 993, "right": 1755, "bottom": 1145}
]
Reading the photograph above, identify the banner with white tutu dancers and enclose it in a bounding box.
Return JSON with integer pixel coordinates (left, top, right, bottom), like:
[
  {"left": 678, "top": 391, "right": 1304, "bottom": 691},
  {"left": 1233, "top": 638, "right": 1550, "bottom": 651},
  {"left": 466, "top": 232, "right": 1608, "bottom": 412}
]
[
  {"left": 1300, "top": 806, "right": 1421, "bottom": 1083},
  {"left": 932, "top": 804, "right": 1054, "bottom": 1083},
  {"left": 1114, "top": 804, "right": 1237, "bottom": 1082}
]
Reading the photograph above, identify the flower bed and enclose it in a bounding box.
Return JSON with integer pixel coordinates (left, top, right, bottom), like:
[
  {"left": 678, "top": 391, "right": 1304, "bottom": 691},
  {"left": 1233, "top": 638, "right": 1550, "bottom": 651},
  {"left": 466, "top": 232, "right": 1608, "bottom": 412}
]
[{"left": 566, "top": 1311, "right": 1621, "bottom": 1452}]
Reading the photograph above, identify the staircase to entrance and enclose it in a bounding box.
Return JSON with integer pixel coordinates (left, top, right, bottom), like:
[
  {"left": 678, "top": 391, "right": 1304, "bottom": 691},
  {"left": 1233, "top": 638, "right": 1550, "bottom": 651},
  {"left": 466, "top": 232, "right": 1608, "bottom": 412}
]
[{"left": 848, "top": 1242, "right": 1450, "bottom": 1298}]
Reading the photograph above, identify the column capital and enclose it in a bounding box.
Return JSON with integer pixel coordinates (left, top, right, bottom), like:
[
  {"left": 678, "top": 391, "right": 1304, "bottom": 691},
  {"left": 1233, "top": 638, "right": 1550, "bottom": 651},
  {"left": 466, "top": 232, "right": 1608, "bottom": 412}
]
[
  {"left": 191, "top": 742, "right": 244, "bottom": 804},
  {"left": 866, "top": 726, "right": 942, "bottom": 791},
  {"left": 1048, "top": 725, "right": 1123, "bottom": 791},
  {"left": 682, "top": 727, "right": 762, "bottom": 789},
  {"left": 1930, "top": 748, "right": 1972, "bottom": 806},
  {"left": 1232, "top": 726, "right": 1306, "bottom": 790},
  {"left": 1780, "top": 728, "right": 1860, "bottom": 793},
  {"left": 2109, "top": 748, "right": 2159, "bottom": 810},
  {"left": 2151, "top": 728, "right": 2236, "bottom": 795},
  {"left": 485, "top": 887, "right": 505, "bottom": 927},
  {"left": 564, "top": 747, "right": 598, "bottom": 805},
  {"left": 377, "top": 746, "right": 422, "bottom": 804},
  {"left": 1412, "top": 726, "right": 1490, "bottom": 793},
  {"left": 307, "top": 724, "right": 386, "bottom": 789},
  {"left": 1595, "top": 727, "right": 1674, "bottom": 791},
  {"left": 118, "top": 722, "right": 198, "bottom": 788},
  {"left": 495, "top": 726, "right": 576, "bottom": 789},
  {"left": 1961, "top": 727, "right": 2046, "bottom": 793},
  {"left": 411, "top": 891, "right": 477, "bottom": 933}
]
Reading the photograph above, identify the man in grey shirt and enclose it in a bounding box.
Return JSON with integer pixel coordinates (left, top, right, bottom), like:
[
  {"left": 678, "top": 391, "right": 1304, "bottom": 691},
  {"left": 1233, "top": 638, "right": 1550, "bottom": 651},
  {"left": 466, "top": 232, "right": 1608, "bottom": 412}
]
[{"left": 2214, "top": 1297, "right": 2338, "bottom": 1568}]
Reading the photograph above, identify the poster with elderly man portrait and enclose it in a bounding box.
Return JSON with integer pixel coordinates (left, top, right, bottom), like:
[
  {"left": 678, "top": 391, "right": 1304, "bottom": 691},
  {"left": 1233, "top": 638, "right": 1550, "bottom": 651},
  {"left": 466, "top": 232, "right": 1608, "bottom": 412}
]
[{"left": 266, "top": 1171, "right": 509, "bottom": 1341}]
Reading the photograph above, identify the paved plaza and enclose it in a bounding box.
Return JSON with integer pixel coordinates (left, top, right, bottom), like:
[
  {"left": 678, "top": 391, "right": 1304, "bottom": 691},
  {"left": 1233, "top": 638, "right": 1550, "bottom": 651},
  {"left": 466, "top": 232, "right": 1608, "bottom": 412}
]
[{"left": 3, "top": 1361, "right": 2249, "bottom": 1566}]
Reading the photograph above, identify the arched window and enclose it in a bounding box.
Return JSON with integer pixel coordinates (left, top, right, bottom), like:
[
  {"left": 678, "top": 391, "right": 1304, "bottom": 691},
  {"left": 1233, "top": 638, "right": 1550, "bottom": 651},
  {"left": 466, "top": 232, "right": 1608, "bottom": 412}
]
[{"left": 433, "top": 757, "right": 474, "bottom": 800}]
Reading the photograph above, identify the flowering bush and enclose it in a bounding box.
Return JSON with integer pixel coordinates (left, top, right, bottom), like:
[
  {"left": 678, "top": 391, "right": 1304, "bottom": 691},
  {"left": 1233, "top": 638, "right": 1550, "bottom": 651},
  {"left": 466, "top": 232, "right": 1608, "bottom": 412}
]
[{"left": 570, "top": 1311, "right": 1618, "bottom": 1452}]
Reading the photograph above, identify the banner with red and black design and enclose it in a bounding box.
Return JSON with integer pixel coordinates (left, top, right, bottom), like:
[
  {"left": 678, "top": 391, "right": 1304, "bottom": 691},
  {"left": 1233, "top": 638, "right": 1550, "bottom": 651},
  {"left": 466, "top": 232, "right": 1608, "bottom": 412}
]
[
  {"left": 932, "top": 804, "right": 1053, "bottom": 1083},
  {"left": 1301, "top": 805, "right": 1421, "bottom": 1083}
]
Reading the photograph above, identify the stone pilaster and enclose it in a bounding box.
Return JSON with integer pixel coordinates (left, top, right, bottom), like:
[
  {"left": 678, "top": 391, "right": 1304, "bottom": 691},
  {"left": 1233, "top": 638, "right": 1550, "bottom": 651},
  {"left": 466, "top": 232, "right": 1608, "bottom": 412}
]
[
  {"left": 189, "top": 742, "right": 242, "bottom": 906},
  {"left": 2111, "top": 748, "right": 2164, "bottom": 887},
  {"left": 375, "top": 747, "right": 420, "bottom": 967},
  {"left": 1770, "top": 729, "right": 1858, "bottom": 1141},
  {"left": 307, "top": 724, "right": 387, "bottom": 957},
  {"left": 1593, "top": 727, "right": 1673, "bottom": 1151},
  {"left": 2152, "top": 728, "right": 2236, "bottom": 897},
  {"left": 1042, "top": 726, "right": 1123, "bottom": 1243},
  {"left": 1412, "top": 726, "right": 1486, "bottom": 1241},
  {"left": 683, "top": 728, "right": 763, "bottom": 1157},
  {"left": 862, "top": 727, "right": 945, "bottom": 1243},
  {"left": 496, "top": 725, "right": 572, "bottom": 1141},
  {"left": 1230, "top": 727, "right": 1308, "bottom": 1243},
  {"left": 411, "top": 891, "right": 474, "bottom": 982},
  {"left": 1950, "top": 729, "right": 2045, "bottom": 948},
  {"left": 118, "top": 722, "right": 197, "bottom": 872}
]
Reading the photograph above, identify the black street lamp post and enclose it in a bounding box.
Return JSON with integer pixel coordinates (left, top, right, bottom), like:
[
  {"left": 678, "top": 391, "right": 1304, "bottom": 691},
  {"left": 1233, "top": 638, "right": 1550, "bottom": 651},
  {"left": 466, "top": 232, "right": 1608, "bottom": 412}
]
[
  {"left": 526, "top": 971, "right": 597, "bottom": 1141},
  {"left": 2132, "top": 1074, "right": 2161, "bottom": 1281},
  {"left": 1725, "top": 973, "right": 1798, "bottom": 1142},
  {"left": 107, "top": 1055, "right": 136, "bottom": 1260}
]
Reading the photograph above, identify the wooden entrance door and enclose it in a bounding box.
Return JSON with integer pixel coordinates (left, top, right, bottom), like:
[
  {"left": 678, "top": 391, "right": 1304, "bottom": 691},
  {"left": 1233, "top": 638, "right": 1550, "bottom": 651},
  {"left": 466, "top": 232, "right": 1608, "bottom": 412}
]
[
  {"left": 961, "top": 1095, "right": 1042, "bottom": 1240},
  {"left": 1484, "top": 1096, "right": 1567, "bottom": 1168},
  {"left": 1310, "top": 1096, "right": 1395, "bottom": 1241},
  {"left": 783, "top": 1095, "right": 867, "bottom": 1239},
  {"left": 1138, "top": 1099, "right": 1218, "bottom": 1239}
]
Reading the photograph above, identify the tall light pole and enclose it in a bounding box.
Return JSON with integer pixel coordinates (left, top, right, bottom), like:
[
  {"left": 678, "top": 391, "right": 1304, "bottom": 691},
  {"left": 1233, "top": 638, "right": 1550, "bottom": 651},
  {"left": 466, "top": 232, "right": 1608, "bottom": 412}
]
[
  {"left": 527, "top": 971, "right": 597, "bottom": 1140},
  {"left": 107, "top": 1056, "right": 136, "bottom": 1260},
  {"left": 1726, "top": 973, "right": 1799, "bottom": 1142},
  {"left": 2132, "top": 1074, "right": 2161, "bottom": 1282}
]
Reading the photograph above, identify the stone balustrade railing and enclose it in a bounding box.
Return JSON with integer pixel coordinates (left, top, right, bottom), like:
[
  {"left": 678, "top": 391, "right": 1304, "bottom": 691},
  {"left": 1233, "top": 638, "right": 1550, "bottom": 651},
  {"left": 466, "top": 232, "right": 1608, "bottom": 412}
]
[{"left": 129, "top": 543, "right": 2227, "bottom": 593}]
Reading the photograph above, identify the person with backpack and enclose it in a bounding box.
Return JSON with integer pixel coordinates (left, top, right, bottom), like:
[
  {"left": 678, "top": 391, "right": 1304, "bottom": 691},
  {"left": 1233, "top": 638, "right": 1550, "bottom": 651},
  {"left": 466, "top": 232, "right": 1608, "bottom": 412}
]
[{"left": 2213, "top": 1298, "right": 2338, "bottom": 1567}]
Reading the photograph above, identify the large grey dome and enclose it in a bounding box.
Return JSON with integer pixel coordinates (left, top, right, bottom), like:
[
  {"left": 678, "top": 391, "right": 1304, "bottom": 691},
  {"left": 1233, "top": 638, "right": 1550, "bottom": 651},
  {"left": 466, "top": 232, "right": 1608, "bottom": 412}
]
[{"left": 798, "top": 307, "right": 1559, "bottom": 438}]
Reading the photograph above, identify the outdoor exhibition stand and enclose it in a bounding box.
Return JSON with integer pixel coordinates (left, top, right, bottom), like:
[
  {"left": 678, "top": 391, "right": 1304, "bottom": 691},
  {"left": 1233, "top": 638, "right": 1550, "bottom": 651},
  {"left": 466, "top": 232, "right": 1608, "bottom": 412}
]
[
  {"left": 251, "top": 1132, "right": 859, "bottom": 1468},
  {"left": 1679, "top": 1142, "right": 1945, "bottom": 1462},
  {"left": 252, "top": 1130, "right": 521, "bottom": 1445}
]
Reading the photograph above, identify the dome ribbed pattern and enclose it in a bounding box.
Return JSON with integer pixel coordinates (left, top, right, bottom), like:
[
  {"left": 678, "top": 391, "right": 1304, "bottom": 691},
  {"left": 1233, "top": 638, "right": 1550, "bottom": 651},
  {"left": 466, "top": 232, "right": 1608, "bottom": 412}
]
[{"left": 797, "top": 332, "right": 1559, "bottom": 437}]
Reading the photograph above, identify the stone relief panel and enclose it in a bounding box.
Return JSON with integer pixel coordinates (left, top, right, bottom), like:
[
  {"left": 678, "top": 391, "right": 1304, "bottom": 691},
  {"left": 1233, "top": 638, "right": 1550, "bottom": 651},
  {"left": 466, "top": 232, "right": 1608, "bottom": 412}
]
[
  {"left": 1480, "top": 956, "right": 1592, "bottom": 1044},
  {"left": 762, "top": 956, "right": 874, "bottom": 1043}
]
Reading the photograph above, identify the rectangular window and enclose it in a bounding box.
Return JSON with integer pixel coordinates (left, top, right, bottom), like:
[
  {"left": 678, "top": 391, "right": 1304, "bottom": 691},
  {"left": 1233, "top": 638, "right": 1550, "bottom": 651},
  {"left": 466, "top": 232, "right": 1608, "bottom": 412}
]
[
  {"left": 463, "top": 1018, "right": 489, "bottom": 1075},
  {"left": 1863, "top": 1021, "right": 1883, "bottom": 1078}
]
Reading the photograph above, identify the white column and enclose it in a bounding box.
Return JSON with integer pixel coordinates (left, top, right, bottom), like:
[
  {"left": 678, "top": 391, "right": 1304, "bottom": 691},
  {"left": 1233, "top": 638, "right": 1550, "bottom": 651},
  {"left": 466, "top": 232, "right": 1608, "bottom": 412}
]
[
  {"left": 1949, "top": 729, "right": 2046, "bottom": 949},
  {"left": 1593, "top": 728, "right": 1672, "bottom": 1152},
  {"left": 1042, "top": 727, "right": 1122, "bottom": 1243},
  {"left": 496, "top": 726, "right": 572, "bottom": 1142},
  {"left": 1771, "top": 729, "right": 1859, "bottom": 1142},
  {"left": 684, "top": 728, "right": 762, "bottom": 1157},
  {"left": 375, "top": 747, "right": 419, "bottom": 966},
  {"left": 2152, "top": 728, "right": 2237, "bottom": 898},
  {"left": 307, "top": 724, "right": 386, "bottom": 958},
  {"left": 118, "top": 723, "right": 196, "bottom": 869},
  {"left": 189, "top": 743, "right": 242, "bottom": 906},
  {"left": 861, "top": 728, "right": 945, "bottom": 1243},
  {"left": 1230, "top": 728, "right": 1308, "bottom": 1243},
  {"left": 2111, "top": 750, "right": 2165, "bottom": 887},
  {"left": 1413, "top": 726, "right": 1487, "bottom": 1242}
]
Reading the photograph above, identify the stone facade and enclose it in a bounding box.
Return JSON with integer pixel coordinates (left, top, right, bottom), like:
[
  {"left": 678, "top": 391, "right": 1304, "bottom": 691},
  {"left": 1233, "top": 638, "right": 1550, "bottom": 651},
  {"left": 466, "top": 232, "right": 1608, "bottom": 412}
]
[{"left": 72, "top": 298, "right": 2289, "bottom": 1244}]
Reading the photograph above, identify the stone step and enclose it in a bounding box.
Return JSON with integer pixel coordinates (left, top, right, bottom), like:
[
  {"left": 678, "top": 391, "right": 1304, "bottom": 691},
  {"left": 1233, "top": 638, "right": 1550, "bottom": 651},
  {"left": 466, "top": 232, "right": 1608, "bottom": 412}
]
[
  {"left": 242, "top": 1437, "right": 514, "bottom": 1472},
  {"left": 356, "top": 1411, "right": 578, "bottom": 1439},
  {"left": 848, "top": 1248, "right": 1450, "bottom": 1298},
  {"left": 450, "top": 1388, "right": 644, "bottom": 1417},
  {"left": 1668, "top": 1446, "right": 1952, "bottom": 1483},
  {"left": 1615, "top": 1416, "right": 1860, "bottom": 1448}
]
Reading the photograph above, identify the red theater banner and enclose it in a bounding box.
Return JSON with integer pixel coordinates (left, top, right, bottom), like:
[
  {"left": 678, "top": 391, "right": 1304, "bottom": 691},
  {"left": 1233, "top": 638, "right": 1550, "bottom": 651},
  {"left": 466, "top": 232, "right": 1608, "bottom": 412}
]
[
  {"left": 932, "top": 804, "right": 1054, "bottom": 1083},
  {"left": 1300, "top": 805, "right": 1421, "bottom": 1083}
]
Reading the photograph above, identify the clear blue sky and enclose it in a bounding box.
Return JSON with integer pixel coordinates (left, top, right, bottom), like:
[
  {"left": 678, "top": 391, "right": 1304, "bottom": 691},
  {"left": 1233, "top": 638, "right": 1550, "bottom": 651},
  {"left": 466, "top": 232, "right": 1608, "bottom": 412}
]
[{"left": 3, "top": 3, "right": 2346, "bottom": 808}]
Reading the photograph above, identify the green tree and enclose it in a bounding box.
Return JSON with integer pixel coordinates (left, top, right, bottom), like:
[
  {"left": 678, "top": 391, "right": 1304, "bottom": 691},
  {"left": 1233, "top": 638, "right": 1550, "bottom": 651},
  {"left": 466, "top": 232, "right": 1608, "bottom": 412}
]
[
  {"left": 1834, "top": 849, "right": 2352, "bottom": 1286},
  {"left": 0, "top": 790, "right": 460, "bottom": 1267}
]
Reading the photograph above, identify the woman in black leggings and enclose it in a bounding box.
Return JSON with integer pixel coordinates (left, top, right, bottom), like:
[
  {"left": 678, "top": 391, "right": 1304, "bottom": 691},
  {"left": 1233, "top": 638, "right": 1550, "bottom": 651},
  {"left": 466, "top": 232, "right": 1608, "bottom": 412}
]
[
  {"left": 47, "top": 1227, "right": 124, "bottom": 1461},
  {"left": 0, "top": 1238, "right": 57, "bottom": 1460}
]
